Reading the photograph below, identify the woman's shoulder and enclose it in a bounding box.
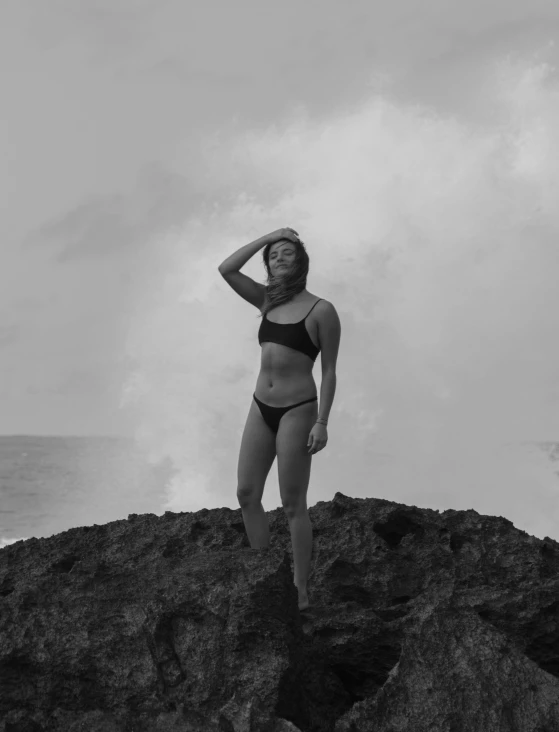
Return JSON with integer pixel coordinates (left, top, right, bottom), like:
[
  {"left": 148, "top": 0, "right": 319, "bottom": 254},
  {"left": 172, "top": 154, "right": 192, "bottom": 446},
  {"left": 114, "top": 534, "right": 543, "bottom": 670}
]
[{"left": 309, "top": 293, "right": 332, "bottom": 308}]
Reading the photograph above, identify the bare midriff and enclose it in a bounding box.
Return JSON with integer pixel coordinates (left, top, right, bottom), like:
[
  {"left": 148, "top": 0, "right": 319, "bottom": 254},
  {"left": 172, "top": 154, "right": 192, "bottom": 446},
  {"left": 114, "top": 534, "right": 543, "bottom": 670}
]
[{"left": 254, "top": 293, "right": 321, "bottom": 407}]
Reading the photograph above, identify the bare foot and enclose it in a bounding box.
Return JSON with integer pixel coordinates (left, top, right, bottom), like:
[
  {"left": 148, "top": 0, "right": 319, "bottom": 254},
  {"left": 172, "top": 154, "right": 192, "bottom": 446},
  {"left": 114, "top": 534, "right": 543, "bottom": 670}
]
[{"left": 297, "top": 588, "right": 310, "bottom": 611}]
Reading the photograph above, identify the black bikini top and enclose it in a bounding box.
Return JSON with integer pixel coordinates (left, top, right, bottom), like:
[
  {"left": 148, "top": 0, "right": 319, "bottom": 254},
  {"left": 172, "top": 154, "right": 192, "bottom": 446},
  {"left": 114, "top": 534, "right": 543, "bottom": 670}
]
[{"left": 258, "top": 299, "right": 323, "bottom": 362}]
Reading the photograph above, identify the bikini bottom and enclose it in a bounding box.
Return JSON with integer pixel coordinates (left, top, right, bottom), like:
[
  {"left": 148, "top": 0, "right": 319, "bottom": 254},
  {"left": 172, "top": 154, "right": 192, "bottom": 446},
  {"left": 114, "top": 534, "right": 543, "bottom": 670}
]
[{"left": 253, "top": 392, "right": 317, "bottom": 435}]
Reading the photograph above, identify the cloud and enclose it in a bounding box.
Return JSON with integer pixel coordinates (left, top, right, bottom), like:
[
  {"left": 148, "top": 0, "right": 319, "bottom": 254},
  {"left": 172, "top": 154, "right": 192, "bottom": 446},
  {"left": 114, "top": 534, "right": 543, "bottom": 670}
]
[
  {"left": 0, "top": 326, "right": 19, "bottom": 349},
  {"left": 22, "top": 162, "right": 203, "bottom": 262},
  {"left": 21, "top": 1, "right": 157, "bottom": 63}
]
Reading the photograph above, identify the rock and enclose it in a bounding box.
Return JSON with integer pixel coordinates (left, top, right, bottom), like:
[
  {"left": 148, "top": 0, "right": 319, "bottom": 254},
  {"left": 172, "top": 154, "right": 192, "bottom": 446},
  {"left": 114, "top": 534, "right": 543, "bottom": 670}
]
[{"left": 0, "top": 492, "right": 558, "bottom": 731}]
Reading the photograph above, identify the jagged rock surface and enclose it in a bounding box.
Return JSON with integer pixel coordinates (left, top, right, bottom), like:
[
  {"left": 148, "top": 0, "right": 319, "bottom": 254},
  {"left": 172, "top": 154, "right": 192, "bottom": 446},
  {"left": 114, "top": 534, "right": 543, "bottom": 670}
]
[{"left": 1, "top": 492, "right": 558, "bottom": 731}]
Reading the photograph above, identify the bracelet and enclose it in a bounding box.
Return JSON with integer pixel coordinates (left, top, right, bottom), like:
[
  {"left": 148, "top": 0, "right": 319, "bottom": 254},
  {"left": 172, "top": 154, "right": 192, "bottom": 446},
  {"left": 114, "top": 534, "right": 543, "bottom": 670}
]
[{"left": 316, "top": 417, "right": 328, "bottom": 425}]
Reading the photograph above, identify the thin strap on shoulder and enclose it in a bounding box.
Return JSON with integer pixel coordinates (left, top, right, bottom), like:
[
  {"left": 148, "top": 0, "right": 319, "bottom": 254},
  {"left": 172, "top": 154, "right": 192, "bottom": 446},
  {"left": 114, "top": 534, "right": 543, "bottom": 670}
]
[{"left": 304, "top": 298, "right": 324, "bottom": 319}]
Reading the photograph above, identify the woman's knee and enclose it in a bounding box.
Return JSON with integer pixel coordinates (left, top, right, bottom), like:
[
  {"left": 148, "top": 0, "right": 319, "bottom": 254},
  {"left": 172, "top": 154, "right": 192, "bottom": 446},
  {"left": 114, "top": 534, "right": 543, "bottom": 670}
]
[{"left": 236, "top": 484, "right": 263, "bottom": 508}]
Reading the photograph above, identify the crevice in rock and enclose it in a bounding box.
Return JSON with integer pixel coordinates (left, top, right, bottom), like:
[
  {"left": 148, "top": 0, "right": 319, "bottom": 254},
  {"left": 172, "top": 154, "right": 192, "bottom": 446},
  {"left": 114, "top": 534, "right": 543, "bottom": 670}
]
[
  {"left": 152, "top": 614, "right": 187, "bottom": 692},
  {"left": 0, "top": 575, "right": 15, "bottom": 596},
  {"left": 524, "top": 600, "right": 559, "bottom": 677},
  {"left": 50, "top": 554, "right": 79, "bottom": 574},
  {"left": 373, "top": 511, "right": 425, "bottom": 548}
]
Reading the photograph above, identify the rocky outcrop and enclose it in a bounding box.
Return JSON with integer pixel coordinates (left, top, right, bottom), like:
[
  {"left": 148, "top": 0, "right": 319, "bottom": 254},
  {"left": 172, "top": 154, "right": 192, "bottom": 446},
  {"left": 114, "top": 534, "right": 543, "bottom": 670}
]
[{"left": 1, "top": 492, "right": 558, "bottom": 731}]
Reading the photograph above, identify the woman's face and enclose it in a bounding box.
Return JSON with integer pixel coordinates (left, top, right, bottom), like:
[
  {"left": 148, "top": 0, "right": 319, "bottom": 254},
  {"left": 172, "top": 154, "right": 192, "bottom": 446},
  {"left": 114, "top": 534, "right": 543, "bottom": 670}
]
[{"left": 269, "top": 240, "right": 296, "bottom": 276}]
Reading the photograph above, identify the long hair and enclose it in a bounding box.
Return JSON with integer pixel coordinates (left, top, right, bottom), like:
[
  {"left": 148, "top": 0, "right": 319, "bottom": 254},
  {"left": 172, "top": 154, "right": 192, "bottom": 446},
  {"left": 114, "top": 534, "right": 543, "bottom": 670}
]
[{"left": 256, "top": 238, "right": 310, "bottom": 318}]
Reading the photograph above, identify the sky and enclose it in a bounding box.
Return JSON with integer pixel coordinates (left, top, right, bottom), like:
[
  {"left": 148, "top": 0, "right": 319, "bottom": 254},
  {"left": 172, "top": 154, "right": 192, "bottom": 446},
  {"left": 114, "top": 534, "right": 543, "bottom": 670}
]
[{"left": 2, "top": 0, "right": 559, "bottom": 542}]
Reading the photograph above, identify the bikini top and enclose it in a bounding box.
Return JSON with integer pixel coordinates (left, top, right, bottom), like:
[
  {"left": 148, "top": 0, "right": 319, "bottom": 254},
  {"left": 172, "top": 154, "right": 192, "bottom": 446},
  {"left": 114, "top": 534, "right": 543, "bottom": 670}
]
[{"left": 258, "top": 299, "right": 323, "bottom": 362}]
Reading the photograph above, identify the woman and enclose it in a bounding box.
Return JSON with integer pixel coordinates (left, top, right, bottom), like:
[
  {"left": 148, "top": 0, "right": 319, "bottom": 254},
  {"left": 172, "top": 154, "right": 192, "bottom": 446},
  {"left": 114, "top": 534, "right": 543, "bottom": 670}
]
[{"left": 218, "top": 228, "right": 341, "bottom": 610}]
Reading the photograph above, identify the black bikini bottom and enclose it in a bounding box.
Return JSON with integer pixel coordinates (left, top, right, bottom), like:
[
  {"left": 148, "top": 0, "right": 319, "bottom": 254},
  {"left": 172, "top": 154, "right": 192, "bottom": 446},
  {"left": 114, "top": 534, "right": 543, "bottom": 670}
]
[{"left": 253, "top": 392, "right": 317, "bottom": 435}]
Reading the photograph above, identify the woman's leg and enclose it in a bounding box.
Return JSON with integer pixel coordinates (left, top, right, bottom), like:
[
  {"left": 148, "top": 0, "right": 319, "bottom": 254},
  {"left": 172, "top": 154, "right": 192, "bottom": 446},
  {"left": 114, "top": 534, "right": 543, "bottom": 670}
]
[
  {"left": 236, "top": 399, "right": 277, "bottom": 548},
  {"left": 275, "top": 399, "right": 318, "bottom": 610}
]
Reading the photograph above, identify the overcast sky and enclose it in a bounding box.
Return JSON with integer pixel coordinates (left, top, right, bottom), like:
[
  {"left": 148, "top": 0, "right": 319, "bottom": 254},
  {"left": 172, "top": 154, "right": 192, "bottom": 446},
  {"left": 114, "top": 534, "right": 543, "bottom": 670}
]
[{"left": 3, "top": 0, "right": 559, "bottom": 541}]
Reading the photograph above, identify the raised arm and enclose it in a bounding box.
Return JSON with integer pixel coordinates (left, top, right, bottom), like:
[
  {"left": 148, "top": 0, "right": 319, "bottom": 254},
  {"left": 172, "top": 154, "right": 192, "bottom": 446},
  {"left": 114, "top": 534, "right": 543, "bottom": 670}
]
[{"left": 217, "top": 228, "right": 299, "bottom": 274}]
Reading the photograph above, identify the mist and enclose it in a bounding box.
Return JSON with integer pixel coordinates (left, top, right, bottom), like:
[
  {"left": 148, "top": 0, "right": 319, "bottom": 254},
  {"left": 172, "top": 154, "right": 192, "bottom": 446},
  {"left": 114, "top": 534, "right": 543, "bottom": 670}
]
[{"left": 120, "top": 53, "right": 559, "bottom": 541}]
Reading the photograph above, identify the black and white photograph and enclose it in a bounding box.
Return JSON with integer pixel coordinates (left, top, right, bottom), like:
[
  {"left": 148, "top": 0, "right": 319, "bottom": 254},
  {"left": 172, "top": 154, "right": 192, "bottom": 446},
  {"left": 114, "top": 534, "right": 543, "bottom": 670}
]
[{"left": 2, "top": 1, "right": 559, "bottom": 729}]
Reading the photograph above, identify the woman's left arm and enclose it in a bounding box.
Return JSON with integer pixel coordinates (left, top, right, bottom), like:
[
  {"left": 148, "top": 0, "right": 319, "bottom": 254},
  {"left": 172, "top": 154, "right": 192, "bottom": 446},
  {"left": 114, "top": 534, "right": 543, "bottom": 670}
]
[{"left": 308, "top": 302, "right": 341, "bottom": 454}]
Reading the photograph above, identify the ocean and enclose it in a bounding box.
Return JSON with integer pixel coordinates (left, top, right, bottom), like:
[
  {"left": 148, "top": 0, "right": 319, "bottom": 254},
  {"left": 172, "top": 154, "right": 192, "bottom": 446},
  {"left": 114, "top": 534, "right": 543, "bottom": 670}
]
[
  {"left": 0, "top": 435, "right": 175, "bottom": 549},
  {"left": 2, "top": 436, "right": 559, "bottom": 550}
]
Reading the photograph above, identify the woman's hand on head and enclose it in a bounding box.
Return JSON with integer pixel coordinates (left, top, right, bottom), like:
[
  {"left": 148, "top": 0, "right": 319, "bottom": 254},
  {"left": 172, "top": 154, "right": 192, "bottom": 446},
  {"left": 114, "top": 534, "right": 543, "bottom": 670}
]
[{"left": 267, "top": 228, "right": 300, "bottom": 244}]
